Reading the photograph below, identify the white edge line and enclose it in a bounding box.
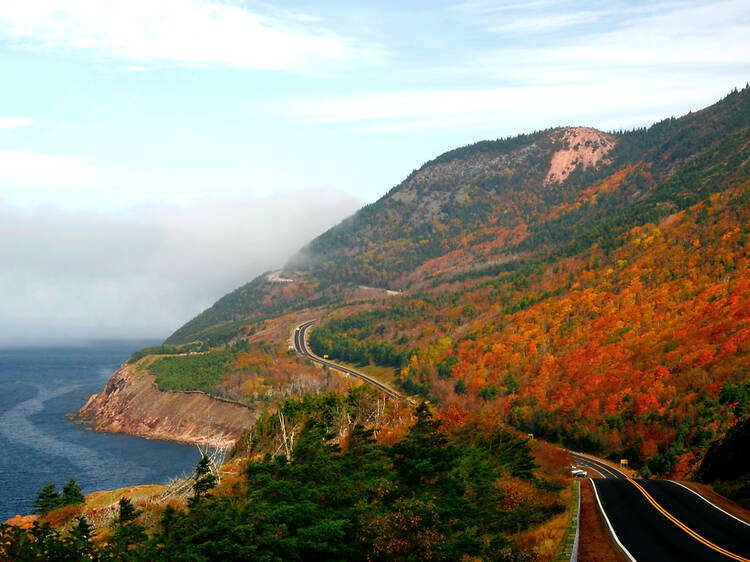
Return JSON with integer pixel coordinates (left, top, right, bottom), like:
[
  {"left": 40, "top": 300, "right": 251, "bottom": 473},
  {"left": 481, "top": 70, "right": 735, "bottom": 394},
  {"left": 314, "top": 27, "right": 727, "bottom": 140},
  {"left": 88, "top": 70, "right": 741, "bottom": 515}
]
[
  {"left": 590, "top": 479, "right": 638, "bottom": 562},
  {"left": 669, "top": 480, "right": 750, "bottom": 528}
]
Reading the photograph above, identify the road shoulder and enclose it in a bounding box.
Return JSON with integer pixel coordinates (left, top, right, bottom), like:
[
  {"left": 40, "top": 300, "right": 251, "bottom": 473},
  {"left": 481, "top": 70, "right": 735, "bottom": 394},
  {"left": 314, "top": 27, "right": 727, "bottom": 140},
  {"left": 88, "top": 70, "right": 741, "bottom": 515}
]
[
  {"left": 678, "top": 481, "right": 750, "bottom": 525},
  {"left": 578, "top": 479, "right": 630, "bottom": 562}
]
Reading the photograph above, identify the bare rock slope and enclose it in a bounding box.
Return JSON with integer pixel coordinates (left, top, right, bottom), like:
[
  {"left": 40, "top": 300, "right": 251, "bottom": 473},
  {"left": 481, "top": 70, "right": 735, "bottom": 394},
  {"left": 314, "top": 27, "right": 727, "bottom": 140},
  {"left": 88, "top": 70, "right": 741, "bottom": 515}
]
[{"left": 76, "top": 363, "right": 255, "bottom": 447}]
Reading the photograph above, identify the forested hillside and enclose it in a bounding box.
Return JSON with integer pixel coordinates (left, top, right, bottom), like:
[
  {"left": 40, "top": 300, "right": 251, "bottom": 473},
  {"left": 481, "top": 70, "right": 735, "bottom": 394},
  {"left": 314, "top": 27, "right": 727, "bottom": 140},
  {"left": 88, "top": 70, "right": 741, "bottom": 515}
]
[
  {"left": 168, "top": 87, "right": 748, "bottom": 345},
  {"left": 150, "top": 87, "right": 750, "bottom": 479}
]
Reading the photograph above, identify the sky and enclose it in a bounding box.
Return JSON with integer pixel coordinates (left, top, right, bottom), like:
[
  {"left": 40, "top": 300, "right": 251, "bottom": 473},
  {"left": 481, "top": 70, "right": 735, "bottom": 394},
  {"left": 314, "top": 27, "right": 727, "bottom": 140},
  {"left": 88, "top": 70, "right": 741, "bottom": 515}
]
[{"left": 0, "top": 0, "right": 748, "bottom": 344}]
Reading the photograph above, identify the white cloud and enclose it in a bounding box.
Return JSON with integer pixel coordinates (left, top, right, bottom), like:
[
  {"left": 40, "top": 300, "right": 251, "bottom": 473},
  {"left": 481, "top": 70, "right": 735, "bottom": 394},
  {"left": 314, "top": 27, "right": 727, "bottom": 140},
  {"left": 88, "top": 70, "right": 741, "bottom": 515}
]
[
  {"left": 0, "top": 117, "right": 34, "bottom": 130},
  {"left": 0, "top": 0, "right": 370, "bottom": 71},
  {"left": 283, "top": 79, "right": 727, "bottom": 133},
  {"left": 458, "top": 0, "right": 750, "bottom": 69},
  {"left": 451, "top": 0, "right": 659, "bottom": 34},
  {"left": 287, "top": 0, "right": 749, "bottom": 131}
]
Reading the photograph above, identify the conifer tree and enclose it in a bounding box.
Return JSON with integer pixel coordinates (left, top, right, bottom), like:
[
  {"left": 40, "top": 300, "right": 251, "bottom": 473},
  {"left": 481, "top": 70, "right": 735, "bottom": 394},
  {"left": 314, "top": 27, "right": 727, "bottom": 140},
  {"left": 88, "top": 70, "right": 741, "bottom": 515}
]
[
  {"left": 190, "top": 454, "right": 218, "bottom": 507},
  {"left": 65, "top": 516, "right": 95, "bottom": 560},
  {"left": 61, "top": 479, "right": 85, "bottom": 506},
  {"left": 32, "top": 483, "right": 61, "bottom": 515},
  {"left": 108, "top": 497, "right": 146, "bottom": 556},
  {"left": 116, "top": 496, "right": 140, "bottom": 524}
]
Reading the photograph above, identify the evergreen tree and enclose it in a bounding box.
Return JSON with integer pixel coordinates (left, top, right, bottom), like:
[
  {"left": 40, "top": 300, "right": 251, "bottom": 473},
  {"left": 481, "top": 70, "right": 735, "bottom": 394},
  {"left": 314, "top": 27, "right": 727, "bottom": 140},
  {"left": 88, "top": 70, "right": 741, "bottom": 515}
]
[
  {"left": 32, "top": 483, "right": 61, "bottom": 515},
  {"left": 61, "top": 479, "right": 85, "bottom": 506},
  {"left": 190, "top": 454, "right": 218, "bottom": 507},
  {"left": 64, "top": 516, "right": 95, "bottom": 560},
  {"left": 116, "top": 496, "right": 140, "bottom": 525},
  {"left": 108, "top": 497, "right": 146, "bottom": 557},
  {"left": 387, "top": 402, "right": 474, "bottom": 559}
]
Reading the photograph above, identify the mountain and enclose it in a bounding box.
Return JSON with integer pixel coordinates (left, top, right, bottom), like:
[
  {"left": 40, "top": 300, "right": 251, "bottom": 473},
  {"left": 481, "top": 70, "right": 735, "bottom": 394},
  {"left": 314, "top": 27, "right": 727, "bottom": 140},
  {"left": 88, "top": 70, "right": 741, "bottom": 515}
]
[
  {"left": 92, "top": 87, "right": 749, "bottom": 478},
  {"left": 168, "top": 87, "right": 748, "bottom": 346}
]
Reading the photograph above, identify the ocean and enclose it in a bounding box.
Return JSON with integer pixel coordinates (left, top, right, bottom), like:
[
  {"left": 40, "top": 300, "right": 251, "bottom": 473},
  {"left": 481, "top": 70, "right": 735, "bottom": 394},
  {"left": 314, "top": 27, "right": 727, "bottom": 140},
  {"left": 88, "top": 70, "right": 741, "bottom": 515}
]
[{"left": 0, "top": 342, "right": 200, "bottom": 521}]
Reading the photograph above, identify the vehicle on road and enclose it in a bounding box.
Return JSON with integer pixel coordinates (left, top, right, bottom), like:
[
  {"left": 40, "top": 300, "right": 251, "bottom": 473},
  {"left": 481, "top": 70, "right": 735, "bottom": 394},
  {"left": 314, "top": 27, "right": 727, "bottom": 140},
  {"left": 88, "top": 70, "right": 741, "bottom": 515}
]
[{"left": 571, "top": 467, "right": 588, "bottom": 477}]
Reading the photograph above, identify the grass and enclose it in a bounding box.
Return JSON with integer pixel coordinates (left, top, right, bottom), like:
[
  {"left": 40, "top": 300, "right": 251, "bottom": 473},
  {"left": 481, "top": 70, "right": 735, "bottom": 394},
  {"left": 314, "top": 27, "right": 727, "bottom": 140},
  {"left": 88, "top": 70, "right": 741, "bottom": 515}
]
[{"left": 551, "top": 480, "right": 580, "bottom": 561}]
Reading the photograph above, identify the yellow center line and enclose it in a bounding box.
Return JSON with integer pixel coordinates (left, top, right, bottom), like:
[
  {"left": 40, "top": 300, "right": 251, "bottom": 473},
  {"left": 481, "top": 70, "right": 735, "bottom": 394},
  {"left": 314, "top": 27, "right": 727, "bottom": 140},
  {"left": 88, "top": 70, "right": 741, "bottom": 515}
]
[{"left": 628, "top": 479, "right": 750, "bottom": 562}]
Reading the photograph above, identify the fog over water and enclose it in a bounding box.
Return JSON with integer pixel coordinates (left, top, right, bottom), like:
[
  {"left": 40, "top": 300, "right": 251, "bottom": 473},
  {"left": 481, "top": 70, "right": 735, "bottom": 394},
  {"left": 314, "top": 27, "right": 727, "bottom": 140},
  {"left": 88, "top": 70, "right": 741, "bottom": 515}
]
[{"left": 0, "top": 191, "right": 360, "bottom": 346}]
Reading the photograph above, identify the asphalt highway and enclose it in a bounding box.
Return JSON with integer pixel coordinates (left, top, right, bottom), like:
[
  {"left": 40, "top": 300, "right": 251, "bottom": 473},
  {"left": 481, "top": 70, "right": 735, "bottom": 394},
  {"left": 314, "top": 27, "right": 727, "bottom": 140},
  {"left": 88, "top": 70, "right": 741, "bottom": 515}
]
[
  {"left": 293, "top": 320, "right": 409, "bottom": 402},
  {"left": 572, "top": 453, "right": 750, "bottom": 561},
  {"left": 293, "top": 326, "right": 750, "bottom": 560}
]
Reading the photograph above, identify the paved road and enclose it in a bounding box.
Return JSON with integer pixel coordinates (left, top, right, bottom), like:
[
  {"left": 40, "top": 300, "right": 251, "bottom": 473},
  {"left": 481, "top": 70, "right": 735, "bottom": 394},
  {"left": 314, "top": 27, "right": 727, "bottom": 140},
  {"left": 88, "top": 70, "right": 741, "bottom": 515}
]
[
  {"left": 293, "top": 325, "right": 750, "bottom": 560},
  {"left": 293, "top": 320, "right": 409, "bottom": 402},
  {"left": 572, "top": 452, "right": 750, "bottom": 561},
  {"left": 572, "top": 452, "right": 629, "bottom": 479}
]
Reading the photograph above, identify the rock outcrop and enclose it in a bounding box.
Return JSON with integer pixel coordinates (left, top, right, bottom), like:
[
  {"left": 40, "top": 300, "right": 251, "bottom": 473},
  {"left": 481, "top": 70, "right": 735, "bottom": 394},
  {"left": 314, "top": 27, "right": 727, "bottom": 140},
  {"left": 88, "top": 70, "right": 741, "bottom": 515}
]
[
  {"left": 545, "top": 127, "right": 615, "bottom": 184},
  {"left": 75, "top": 364, "right": 256, "bottom": 447}
]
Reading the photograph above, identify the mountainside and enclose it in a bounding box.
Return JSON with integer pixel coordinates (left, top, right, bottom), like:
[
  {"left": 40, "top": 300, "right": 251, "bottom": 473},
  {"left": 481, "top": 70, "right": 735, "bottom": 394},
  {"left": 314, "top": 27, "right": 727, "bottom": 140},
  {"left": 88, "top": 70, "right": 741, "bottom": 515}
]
[
  {"left": 90, "top": 87, "right": 750, "bottom": 478},
  {"left": 168, "top": 87, "right": 748, "bottom": 346}
]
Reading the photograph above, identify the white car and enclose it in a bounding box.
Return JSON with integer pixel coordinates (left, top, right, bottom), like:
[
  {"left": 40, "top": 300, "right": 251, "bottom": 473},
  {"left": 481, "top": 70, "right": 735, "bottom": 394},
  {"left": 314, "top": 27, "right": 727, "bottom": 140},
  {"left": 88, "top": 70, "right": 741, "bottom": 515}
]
[{"left": 571, "top": 467, "right": 588, "bottom": 477}]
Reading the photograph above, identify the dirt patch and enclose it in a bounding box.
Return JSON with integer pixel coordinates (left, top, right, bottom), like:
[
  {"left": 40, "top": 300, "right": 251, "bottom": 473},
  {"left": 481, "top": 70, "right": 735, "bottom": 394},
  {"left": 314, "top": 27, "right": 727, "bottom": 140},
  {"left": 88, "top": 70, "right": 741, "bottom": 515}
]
[
  {"left": 678, "top": 481, "right": 750, "bottom": 524},
  {"left": 578, "top": 479, "right": 630, "bottom": 561}
]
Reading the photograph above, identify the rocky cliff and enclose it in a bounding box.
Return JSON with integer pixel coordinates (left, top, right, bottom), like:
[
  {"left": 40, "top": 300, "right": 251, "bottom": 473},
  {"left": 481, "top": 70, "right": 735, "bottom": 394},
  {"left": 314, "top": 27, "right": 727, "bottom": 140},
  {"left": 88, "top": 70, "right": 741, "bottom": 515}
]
[{"left": 75, "top": 363, "right": 256, "bottom": 447}]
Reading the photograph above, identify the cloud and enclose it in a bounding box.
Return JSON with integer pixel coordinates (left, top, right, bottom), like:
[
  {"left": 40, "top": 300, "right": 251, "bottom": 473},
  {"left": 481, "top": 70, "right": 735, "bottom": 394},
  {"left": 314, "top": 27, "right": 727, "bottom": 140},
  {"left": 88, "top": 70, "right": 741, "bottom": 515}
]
[
  {"left": 0, "top": 0, "right": 371, "bottom": 71},
  {"left": 457, "top": 0, "right": 750, "bottom": 71},
  {"left": 282, "top": 80, "right": 725, "bottom": 133},
  {"left": 286, "top": 0, "right": 749, "bottom": 131},
  {"left": 0, "top": 191, "right": 360, "bottom": 345},
  {"left": 0, "top": 117, "right": 33, "bottom": 130},
  {"left": 451, "top": 0, "right": 657, "bottom": 34}
]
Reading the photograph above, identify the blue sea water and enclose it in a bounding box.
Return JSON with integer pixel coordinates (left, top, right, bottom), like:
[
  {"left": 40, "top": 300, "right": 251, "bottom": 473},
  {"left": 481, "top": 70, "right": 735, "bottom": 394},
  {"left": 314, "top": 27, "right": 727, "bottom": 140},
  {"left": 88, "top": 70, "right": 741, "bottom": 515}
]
[{"left": 0, "top": 342, "right": 200, "bottom": 521}]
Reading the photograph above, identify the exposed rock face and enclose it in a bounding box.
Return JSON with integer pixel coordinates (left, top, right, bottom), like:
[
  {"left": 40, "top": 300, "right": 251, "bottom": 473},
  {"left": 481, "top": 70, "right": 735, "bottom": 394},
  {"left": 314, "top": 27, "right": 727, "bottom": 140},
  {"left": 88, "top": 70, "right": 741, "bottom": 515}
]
[
  {"left": 545, "top": 127, "right": 616, "bottom": 184},
  {"left": 398, "top": 141, "right": 546, "bottom": 193},
  {"left": 75, "top": 364, "right": 256, "bottom": 447},
  {"left": 390, "top": 141, "right": 549, "bottom": 225}
]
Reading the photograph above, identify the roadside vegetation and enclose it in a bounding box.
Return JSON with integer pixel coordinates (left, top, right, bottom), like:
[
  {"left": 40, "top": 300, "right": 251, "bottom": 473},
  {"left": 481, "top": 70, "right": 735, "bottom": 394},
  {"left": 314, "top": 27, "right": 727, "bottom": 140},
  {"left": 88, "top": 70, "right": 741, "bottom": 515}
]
[{"left": 2, "top": 392, "right": 571, "bottom": 561}]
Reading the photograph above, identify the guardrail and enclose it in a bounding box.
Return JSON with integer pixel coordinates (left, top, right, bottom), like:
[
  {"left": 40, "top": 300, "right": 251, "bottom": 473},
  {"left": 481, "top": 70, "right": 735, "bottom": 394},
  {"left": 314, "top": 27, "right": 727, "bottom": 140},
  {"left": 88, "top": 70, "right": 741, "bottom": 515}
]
[{"left": 554, "top": 479, "right": 581, "bottom": 561}]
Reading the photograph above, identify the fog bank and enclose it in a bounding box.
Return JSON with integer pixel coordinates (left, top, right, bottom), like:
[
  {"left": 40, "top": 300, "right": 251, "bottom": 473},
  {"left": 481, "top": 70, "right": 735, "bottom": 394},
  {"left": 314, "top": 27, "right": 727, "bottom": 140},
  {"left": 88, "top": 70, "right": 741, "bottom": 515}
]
[{"left": 0, "top": 191, "right": 360, "bottom": 346}]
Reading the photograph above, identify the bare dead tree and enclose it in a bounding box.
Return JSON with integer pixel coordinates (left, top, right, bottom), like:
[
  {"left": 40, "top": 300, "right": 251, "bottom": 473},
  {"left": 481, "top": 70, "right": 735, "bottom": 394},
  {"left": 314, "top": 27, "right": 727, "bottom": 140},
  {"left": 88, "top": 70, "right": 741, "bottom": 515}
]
[
  {"left": 156, "top": 428, "right": 231, "bottom": 504},
  {"left": 279, "top": 410, "right": 291, "bottom": 461},
  {"left": 196, "top": 442, "right": 229, "bottom": 479}
]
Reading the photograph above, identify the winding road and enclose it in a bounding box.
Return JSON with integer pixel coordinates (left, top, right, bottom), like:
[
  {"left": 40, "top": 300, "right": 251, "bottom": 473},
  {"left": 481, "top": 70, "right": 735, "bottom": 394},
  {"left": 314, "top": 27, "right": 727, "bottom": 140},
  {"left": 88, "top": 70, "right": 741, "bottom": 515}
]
[
  {"left": 293, "top": 320, "right": 409, "bottom": 402},
  {"left": 572, "top": 452, "right": 750, "bottom": 561},
  {"left": 293, "top": 321, "right": 749, "bottom": 560}
]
